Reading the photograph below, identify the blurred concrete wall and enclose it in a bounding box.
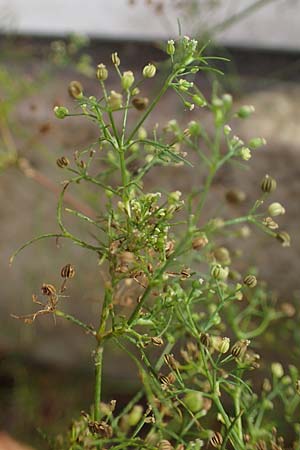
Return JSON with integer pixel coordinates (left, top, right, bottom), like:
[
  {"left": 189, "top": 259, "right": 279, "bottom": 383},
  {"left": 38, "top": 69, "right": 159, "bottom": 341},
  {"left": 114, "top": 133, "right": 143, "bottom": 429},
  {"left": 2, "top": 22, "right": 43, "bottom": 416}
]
[{"left": 0, "top": 0, "right": 299, "bottom": 50}]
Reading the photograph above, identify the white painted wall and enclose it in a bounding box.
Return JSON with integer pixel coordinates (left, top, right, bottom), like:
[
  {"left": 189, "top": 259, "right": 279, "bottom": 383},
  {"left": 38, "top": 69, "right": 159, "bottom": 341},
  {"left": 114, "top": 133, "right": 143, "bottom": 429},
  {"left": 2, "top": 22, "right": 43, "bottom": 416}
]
[{"left": 0, "top": 0, "right": 299, "bottom": 51}]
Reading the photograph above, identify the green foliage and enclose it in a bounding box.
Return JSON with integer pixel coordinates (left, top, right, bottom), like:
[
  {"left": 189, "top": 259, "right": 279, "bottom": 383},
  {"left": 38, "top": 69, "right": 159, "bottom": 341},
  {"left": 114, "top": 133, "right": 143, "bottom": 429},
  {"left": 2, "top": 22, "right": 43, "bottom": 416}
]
[{"left": 12, "top": 36, "right": 299, "bottom": 450}]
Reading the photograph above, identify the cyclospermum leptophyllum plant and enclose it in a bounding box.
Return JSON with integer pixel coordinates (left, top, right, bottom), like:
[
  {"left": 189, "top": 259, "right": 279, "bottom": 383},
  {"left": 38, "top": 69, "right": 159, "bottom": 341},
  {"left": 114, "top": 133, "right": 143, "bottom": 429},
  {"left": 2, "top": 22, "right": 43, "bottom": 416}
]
[{"left": 11, "top": 36, "right": 299, "bottom": 450}]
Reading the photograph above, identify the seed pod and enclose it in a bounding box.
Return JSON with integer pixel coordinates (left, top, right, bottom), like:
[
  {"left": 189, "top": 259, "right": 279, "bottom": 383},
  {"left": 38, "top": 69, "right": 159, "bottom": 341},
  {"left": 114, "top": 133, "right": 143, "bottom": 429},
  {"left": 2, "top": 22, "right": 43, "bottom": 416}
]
[
  {"left": 96, "top": 63, "right": 108, "bottom": 81},
  {"left": 225, "top": 189, "right": 246, "bottom": 204},
  {"left": 261, "top": 174, "right": 277, "bottom": 193},
  {"left": 164, "top": 354, "right": 179, "bottom": 370},
  {"left": 121, "top": 71, "right": 135, "bottom": 90},
  {"left": 159, "top": 375, "right": 171, "bottom": 388},
  {"left": 276, "top": 231, "right": 291, "bottom": 247},
  {"left": 192, "top": 234, "right": 208, "bottom": 250},
  {"left": 255, "top": 440, "right": 267, "bottom": 450},
  {"left": 296, "top": 380, "right": 300, "bottom": 395},
  {"left": 262, "top": 216, "right": 279, "bottom": 230},
  {"left": 142, "top": 63, "right": 157, "bottom": 78},
  {"left": 132, "top": 97, "right": 149, "bottom": 111},
  {"left": 268, "top": 202, "right": 285, "bottom": 217},
  {"left": 111, "top": 52, "right": 120, "bottom": 66},
  {"left": 237, "top": 104, "right": 255, "bottom": 118},
  {"left": 68, "top": 80, "right": 83, "bottom": 99},
  {"left": 183, "top": 391, "right": 203, "bottom": 413},
  {"left": 119, "top": 251, "right": 135, "bottom": 265},
  {"left": 211, "top": 264, "right": 229, "bottom": 281},
  {"left": 158, "top": 440, "right": 173, "bottom": 450},
  {"left": 151, "top": 336, "right": 164, "bottom": 346},
  {"left": 200, "top": 332, "right": 210, "bottom": 347},
  {"left": 213, "top": 247, "right": 231, "bottom": 266},
  {"left": 209, "top": 432, "right": 223, "bottom": 448},
  {"left": 166, "top": 39, "right": 175, "bottom": 56},
  {"left": 56, "top": 156, "right": 69, "bottom": 168},
  {"left": 61, "top": 263, "right": 75, "bottom": 279},
  {"left": 243, "top": 274, "right": 257, "bottom": 288},
  {"left": 41, "top": 284, "right": 56, "bottom": 296},
  {"left": 231, "top": 339, "right": 250, "bottom": 358},
  {"left": 107, "top": 90, "right": 123, "bottom": 110},
  {"left": 249, "top": 137, "right": 266, "bottom": 149},
  {"left": 54, "top": 106, "right": 69, "bottom": 119},
  {"left": 218, "top": 337, "right": 230, "bottom": 354}
]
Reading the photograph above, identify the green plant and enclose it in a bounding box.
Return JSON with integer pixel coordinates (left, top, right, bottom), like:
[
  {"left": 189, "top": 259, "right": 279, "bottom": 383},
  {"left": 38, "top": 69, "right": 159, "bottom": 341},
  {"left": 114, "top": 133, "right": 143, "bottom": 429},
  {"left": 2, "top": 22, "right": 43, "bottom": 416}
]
[{"left": 11, "top": 35, "right": 299, "bottom": 450}]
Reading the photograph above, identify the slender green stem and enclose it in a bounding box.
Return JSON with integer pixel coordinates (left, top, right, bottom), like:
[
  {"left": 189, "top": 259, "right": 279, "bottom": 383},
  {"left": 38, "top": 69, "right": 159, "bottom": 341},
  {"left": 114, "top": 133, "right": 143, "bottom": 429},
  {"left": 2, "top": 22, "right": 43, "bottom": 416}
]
[
  {"left": 94, "top": 344, "right": 104, "bottom": 421},
  {"left": 55, "top": 310, "right": 96, "bottom": 335}
]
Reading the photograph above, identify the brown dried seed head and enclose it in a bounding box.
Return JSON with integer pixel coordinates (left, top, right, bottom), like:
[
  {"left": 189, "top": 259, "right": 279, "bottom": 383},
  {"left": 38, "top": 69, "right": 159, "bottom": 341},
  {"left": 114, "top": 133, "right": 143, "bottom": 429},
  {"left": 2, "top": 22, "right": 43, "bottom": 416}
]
[
  {"left": 280, "top": 302, "right": 295, "bottom": 317},
  {"left": 243, "top": 274, "right": 257, "bottom": 288},
  {"left": 225, "top": 188, "right": 246, "bottom": 204},
  {"left": 61, "top": 263, "right": 75, "bottom": 279},
  {"left": 262, "top": 216, "right": 279, "bottom": 230},
  {"left": 164, "top": 353, "right": 179, "bottom": 370},
  {"left": 88, "top": 420, "right": 113, "bottom": 438},
  {"left": 276, "top": 231, "right": 291, "bottom": 247},
  {"left": 119, "top": 251, "right": 135, "bottom": 264},
  {"left": 56, "top": 156, "right": 69, "bottom": 168},
  {"left": 255, "top": 440, "right": 267, "bottom": 450},
  {"left": 210, "top": 432, "right": 223, "bottom": 448},
  {"left": 68, "top": 80, "right": 83, "bottom": 99},
  {"left": 231, "top": 339, "right": 250, "bottom": 358},
  {"left": 192, "top": 234, "right": 208, "bottom": 250},
  {"left": 200, "top": 332, "right": 210, "bottom": 347},
  {"left": 41, "top": 284, "right": 56, "bottom": 296},
  {"left": 151, "top": 336, "right": 164, "bottom": 346},
  {"left": 158, "top": 439, "right": 173, "bottom": 450},
  {"left": 132, "top": 97, "right": 149, "bottom": 111}
]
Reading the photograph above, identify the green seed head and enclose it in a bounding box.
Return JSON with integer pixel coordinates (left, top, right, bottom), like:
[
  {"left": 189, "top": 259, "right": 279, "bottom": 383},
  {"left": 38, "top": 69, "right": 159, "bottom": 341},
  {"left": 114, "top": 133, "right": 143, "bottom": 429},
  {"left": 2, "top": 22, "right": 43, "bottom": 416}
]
[
  {"left": 96, "top": 63, "right": 108, "bottom": 81},
  {"left": 142, "top": 63, "right": 157, "bottom": 78},
  {"left": 121, "top": 71, "right": 135, "bottom": 90},
  {"left": 261, "top": 174, "right": 277, "bottom": 193}
]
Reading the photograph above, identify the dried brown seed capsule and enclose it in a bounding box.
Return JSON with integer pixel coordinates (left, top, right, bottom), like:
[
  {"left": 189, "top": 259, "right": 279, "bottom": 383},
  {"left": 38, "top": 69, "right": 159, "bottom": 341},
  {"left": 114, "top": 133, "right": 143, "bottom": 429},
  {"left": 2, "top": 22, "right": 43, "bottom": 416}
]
[
  {"left": 61, "top": 263, "right": 75, "bottom": 279},
  {"left": 41, "top": 284, "right": 56, "bottom": 296},
  {"left": 280, "top": 302, "right": 295, "bottom": 317},
  {"left": 192, "top": 234, "right": 208, "bottom": 250},
  {"left": 68, "top": 80, "right": 83, "bottom": 99},
  {"left": 243, "top": 434, "right": 250, "bottom": 443},
  {"left": 159, "top": 375, "right": 171, "bottom": 386},
  {"left": 88, "top": 420, "right": 113, "bottom": 438},
  {"left": 164, "top": 353, "right": 179, "bottom": 370},
  {"left": 200, "top": 332, "right": 210, "bottom": 347},
  {"left": 256, "top": 440, "right": 267, "bottom": 450},
  {"left": 261, "top": 174, "right": 277, "bottom": 193},
  {"left": 158, "top": 440, "right": 173, "bottom": 450},
  {"left": 276, "top": 231, "right": 291, "bottom": 247},
  {"left": 56, "top": 156, "right": 69, "bottom": 168},
  {"left": 262, "top": 216, "right": 279, "bottom": 230},
  {"left": 210, "top": 432, "right": 223, "bottom": 448},
  {"left": 225, "top": 189, "right": 246, "bottom": 204},
  {"left": 231, "top": 339, "right": 250, "bottom": 358},
  {"left": 243, "top": 274, "right": 257, "bottom": 288},
  {"left": 132, "top": 97, "right": 149, "bottom": 111},
  {"left": 119, "top": 251, "right": 135, "bottom": 264},
  {"left": 151, "top": 336, "right": 164, "bottom": 346},
  {"left": 213, "top": 247, "right": 231, "bottom": 265}
]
